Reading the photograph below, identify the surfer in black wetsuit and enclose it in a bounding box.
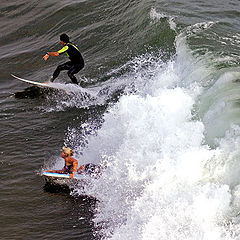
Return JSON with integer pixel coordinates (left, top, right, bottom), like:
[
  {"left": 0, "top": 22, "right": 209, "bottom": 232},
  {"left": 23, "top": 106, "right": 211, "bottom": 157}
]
[{"left": 43, "top": 33, "right": 84, "bottom": 85}]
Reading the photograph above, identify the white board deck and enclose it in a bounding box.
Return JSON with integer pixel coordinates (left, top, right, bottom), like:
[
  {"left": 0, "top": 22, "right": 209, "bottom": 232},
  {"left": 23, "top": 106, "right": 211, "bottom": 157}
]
[{"left": 11, "top": 74, "right": 67, "bottom": 91}]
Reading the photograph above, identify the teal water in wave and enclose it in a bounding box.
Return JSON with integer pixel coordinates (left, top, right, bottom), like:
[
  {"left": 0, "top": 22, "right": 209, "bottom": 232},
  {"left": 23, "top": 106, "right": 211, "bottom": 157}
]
[{"left": 1, "top": 0, "right": 240, "bottom": 239}]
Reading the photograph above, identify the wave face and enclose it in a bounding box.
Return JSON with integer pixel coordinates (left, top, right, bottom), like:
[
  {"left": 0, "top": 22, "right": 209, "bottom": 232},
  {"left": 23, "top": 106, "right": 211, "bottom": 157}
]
[
  {"left": 77, "top": 30, "right": 240, "bottom": 239},
  {"left": 1, "top": 0, "right": 240, "bottom": 239}
]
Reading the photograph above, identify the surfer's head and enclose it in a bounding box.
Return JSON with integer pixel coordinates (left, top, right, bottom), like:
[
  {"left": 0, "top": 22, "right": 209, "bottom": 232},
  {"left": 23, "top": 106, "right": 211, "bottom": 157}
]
[
  {"left": 62, "top": 146, "right": 73, "bottom": 156},
  {"left": 60, "top": 33, "right": 70, "bottom": 44}
]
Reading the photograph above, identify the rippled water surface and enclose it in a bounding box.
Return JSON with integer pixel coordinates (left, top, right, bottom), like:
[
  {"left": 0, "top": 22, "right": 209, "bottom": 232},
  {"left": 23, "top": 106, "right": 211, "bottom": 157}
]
[{"left": 1, "top": 0, "right": 240, "bottom": 239}]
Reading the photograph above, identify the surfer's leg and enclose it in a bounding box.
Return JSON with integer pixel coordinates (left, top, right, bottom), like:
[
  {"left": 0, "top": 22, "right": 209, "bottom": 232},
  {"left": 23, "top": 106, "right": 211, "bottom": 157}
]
[
  {"left": 67, "top": 63, "right": 84, "bottom": 85},
  {"left": 67, "top": 72, "right": 78, "bottom": 85},
  {"left": 51, "top": 62, "right": 72, "bottom": 82}
]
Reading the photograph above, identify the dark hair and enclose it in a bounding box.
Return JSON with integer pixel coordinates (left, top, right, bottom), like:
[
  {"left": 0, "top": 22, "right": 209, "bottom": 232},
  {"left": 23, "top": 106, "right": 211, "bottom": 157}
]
[{"left": 60, "top": 33, "right": 70, "bottom": 43}]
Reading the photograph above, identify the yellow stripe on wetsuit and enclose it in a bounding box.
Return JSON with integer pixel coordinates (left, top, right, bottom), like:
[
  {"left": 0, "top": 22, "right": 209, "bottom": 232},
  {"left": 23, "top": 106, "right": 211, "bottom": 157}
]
[
  {"left": 58, "top": 45, "right": 69, "bottom": 54},
  {"left": 58, "top": 44, "right": 79, "bottom": 57},
  {"left": 69, "top": 43, "right": 79, "bottom": 51}
]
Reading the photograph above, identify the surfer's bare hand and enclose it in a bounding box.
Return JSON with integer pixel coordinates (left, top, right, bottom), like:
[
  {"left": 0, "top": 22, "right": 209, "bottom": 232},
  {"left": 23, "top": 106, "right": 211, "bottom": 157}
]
[
  {"left": 70, "top": 173, "right": 74, "bottom": 179},
  {"left": 43, "top": 54, "right": 49, "bottom": 61}
]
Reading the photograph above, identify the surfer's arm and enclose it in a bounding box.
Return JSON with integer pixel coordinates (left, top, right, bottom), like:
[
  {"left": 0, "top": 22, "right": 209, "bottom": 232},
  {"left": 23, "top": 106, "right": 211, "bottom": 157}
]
[
  {"left": 70, "top": 159, "right": 78, "bottom": 178},
  {"left": 43, "top": 52, "right": 59, "bottom": 61},
  {"left": 48, "top": 52, "right": 59, "bottom": 56}
]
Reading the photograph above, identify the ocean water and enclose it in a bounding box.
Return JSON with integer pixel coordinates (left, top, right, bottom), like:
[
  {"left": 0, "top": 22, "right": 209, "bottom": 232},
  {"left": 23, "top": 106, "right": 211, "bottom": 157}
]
[{"left": 1, "top": 0, "right": 240, "bottom": 239}]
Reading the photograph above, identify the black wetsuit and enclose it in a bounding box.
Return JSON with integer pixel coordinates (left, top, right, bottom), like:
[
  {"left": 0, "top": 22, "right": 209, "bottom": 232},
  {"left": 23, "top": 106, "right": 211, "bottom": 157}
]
[
  {"left": 62, "top": 164, "right": 73, "bottom": 174},
  {"left": 51, "top": 43, "right": 84, "bottom": 84}
]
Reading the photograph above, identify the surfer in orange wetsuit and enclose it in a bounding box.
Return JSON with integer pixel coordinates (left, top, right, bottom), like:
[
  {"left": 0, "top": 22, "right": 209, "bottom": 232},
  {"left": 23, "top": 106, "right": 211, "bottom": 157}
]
[{"left": 47, "top": 146, "right": 78, "bottom": 179}]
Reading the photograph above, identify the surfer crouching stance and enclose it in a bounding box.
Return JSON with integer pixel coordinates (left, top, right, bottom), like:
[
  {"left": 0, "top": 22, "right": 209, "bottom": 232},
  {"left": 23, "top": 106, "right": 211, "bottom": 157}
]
[
  {"left": 43, "top": 33, "right": 84, "bottom": 85},
  {"left": 47, "top": 146, "right": 102, "bottom": 178}
]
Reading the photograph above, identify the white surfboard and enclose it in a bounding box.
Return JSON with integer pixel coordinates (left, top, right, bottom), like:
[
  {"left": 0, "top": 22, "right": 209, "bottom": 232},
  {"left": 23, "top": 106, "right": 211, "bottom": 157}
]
[
  {"left": 42, "top": 171, "right": 85, "bottom": 180},
  {"left": 11, "top": 74, "right": 67, "bottom": 91}
]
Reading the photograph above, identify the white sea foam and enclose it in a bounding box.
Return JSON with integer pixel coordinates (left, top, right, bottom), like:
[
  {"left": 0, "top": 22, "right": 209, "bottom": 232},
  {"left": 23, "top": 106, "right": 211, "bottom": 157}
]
[
  {"left": 69, "top": 25, "right": 240, "bottom": 239},
  {"left": 150, "top": 8, "right": 176, "bottom": 31}
]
